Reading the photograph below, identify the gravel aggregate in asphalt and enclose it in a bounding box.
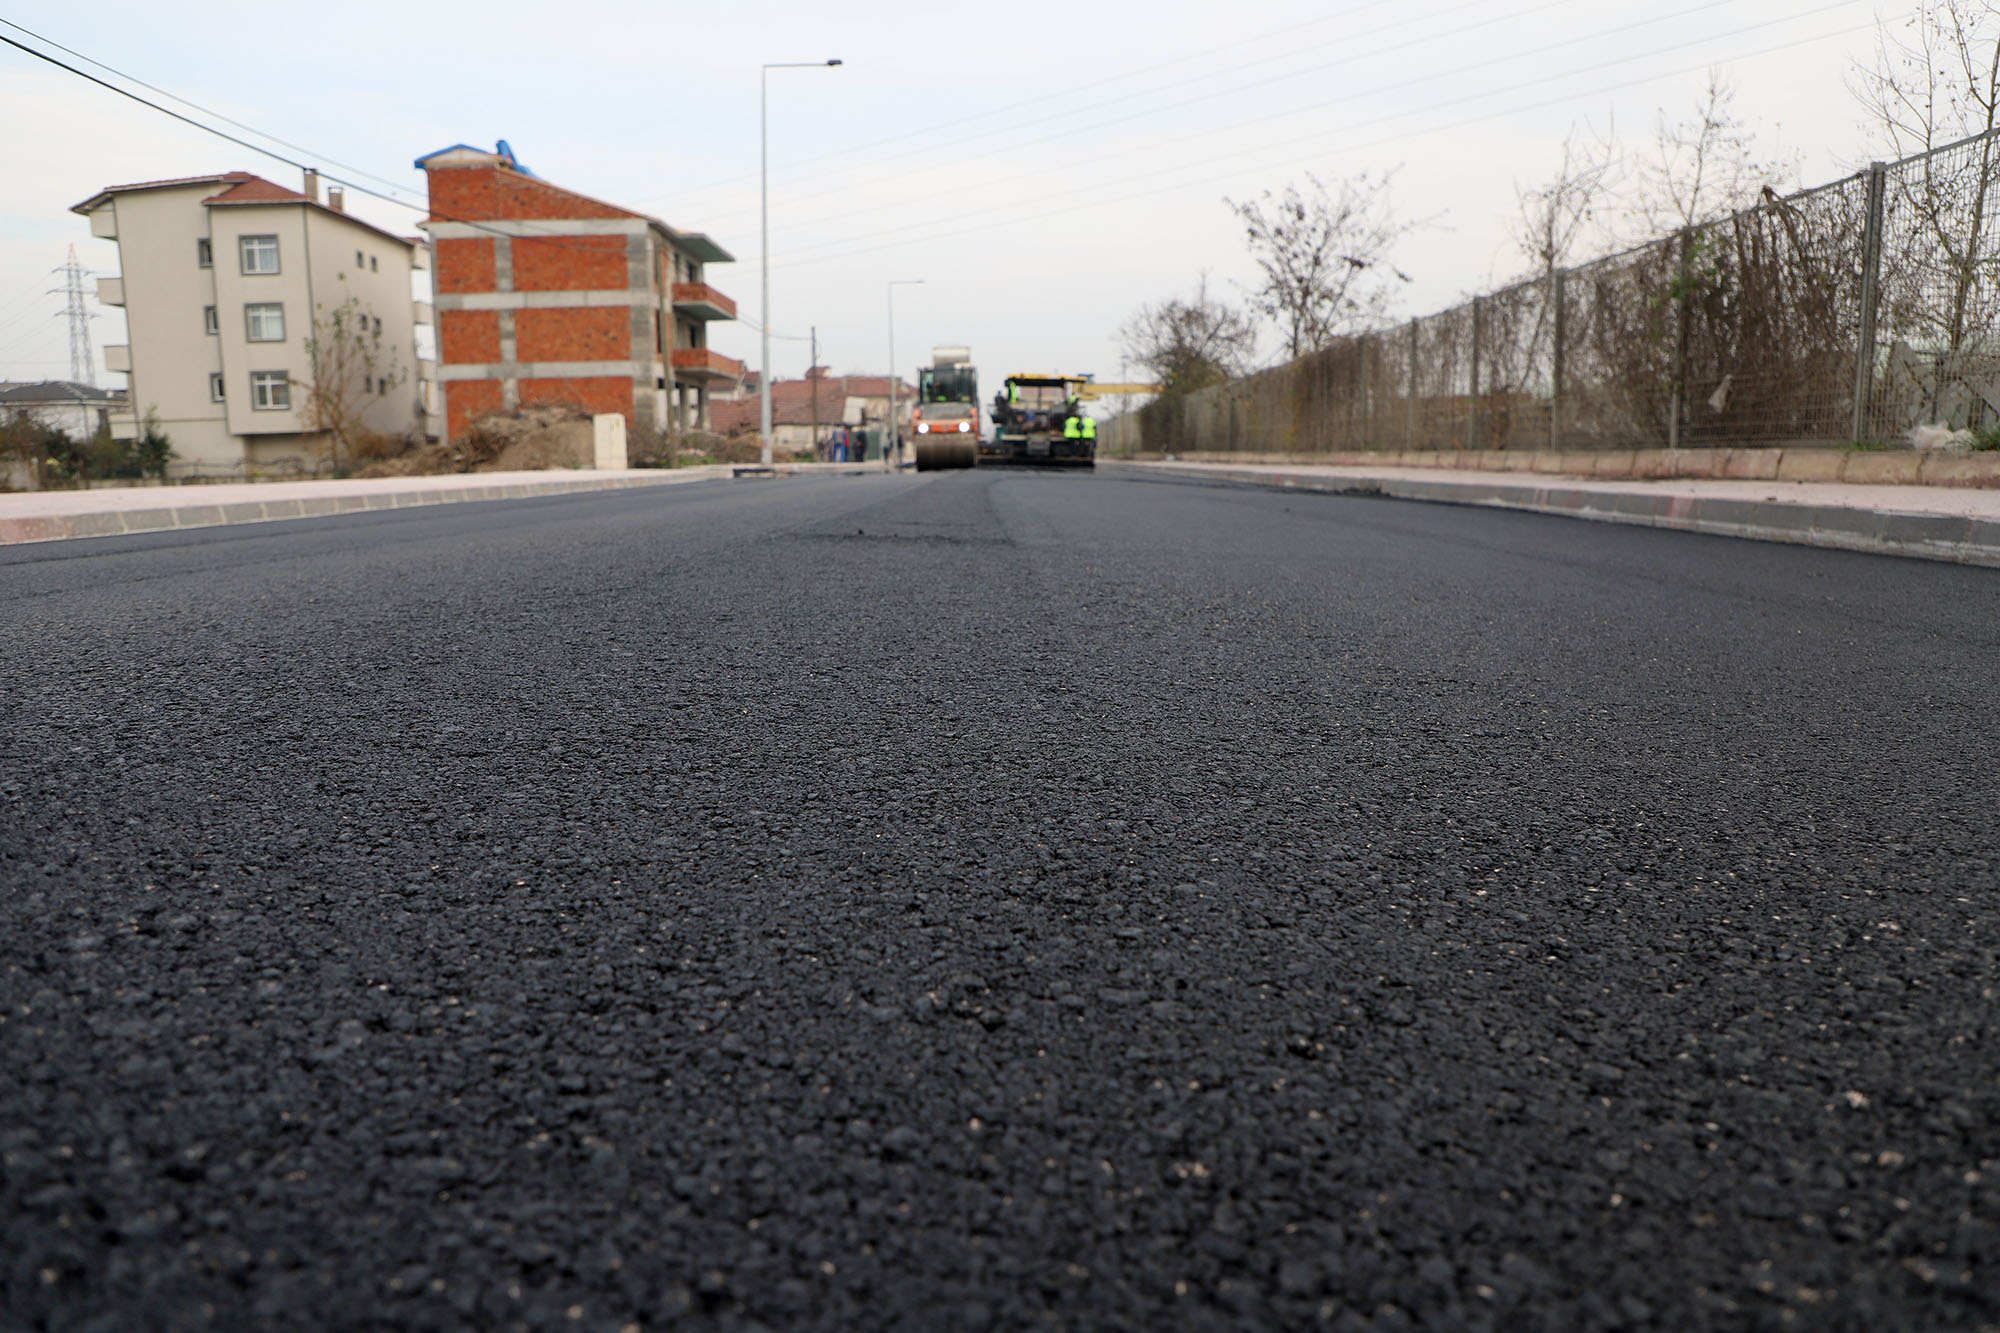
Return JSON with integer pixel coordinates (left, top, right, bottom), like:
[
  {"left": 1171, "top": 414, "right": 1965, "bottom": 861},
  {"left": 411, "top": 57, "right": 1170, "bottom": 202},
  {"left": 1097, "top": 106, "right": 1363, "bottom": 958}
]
[{"left": 3, "top": 469, "right": 1999, "bottom": 1331}]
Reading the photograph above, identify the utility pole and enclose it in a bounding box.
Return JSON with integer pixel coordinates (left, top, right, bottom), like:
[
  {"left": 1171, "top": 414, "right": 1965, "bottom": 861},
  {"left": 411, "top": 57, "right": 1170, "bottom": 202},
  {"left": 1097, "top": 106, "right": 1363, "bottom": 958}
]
[
  {"left": 809, "top": 326, "right": 819, "bottom": 457},
  {"left": 53, "top": 245, "right": 94, "bottom": 386}
]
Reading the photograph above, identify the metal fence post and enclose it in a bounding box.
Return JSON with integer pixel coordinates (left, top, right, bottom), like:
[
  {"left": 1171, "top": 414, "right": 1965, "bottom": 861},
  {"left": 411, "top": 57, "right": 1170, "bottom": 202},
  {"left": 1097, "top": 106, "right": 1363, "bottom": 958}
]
[
  {"left": 1850, "top": 161, "right": 1887, "bottom": 443},
  {"left": 1469, "top": 298, "right": 1482, "bottom": 451},
  {"left": 1670, "top": 229, "right": 1692, "bottom": 449},
  {"left": 1407, "top": 319, "right": 1418, "bottom": 448},
  {"left": 1550, "top": 266, "right": 1564, "bottom": 451},
  {"left": 1358, "top": 334, "right": 1371, "bottom": 449}
]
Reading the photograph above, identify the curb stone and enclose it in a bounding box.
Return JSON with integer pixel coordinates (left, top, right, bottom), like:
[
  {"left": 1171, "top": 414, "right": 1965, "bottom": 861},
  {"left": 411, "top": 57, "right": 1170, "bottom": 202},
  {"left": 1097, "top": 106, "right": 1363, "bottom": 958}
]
[{"left": 1108, "top": 462, "right": 2000, "bottom": 569}]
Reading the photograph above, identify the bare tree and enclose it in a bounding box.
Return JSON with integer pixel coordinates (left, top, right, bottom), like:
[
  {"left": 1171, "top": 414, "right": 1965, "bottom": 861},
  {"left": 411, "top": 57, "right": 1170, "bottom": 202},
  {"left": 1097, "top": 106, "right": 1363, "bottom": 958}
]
[
  {"left": 1630, "top": 72, "right": 1794, "bottom": 237},
  {"left": 1227, "top": 171, "right": 1414, "bottom": 360},
  {"left": 298, "top": 295, "right": 404, "bottom": 466},
  {"left": 1849, "top": 1, "right": 2000, "bottom": 373},
  {"left": 1514, "top": 121, "right": 1618, "bottom": 273},
  {"left": 1850, "top": 0, "right": 2000, "bottom": 158},
  {"left": 1116, "top": 276, "right": 1258, "bottom": 396}
]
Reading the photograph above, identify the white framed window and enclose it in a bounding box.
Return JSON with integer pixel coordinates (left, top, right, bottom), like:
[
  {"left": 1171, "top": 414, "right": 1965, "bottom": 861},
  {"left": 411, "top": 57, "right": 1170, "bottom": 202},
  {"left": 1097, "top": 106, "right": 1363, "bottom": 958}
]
[
  {"left": 239, "top": 234, "right": 280, "bottom": 275},
  {"left": 250, "top": 370, "right": 290, "bottom": 410},
  {"left": 196, "top": 238, "right": 212, "bottom": 267},
  {"left": 245, "top": 302, "right": 285, "bottom": 342},
  {"left": 203, "top": 306, "right": 218, "bottom": 335},
  {"left": 208, "top": 372, "right": 225, "bottom": 402}
]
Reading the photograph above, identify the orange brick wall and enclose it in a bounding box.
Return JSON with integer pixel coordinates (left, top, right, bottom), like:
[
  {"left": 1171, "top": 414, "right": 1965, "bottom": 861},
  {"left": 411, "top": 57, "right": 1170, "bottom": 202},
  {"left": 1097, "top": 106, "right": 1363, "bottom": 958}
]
[
  {"left": 515, "top": 307, "right": 630, "bottom": 363},
  {"left": 427, "top": 168, "right": 498, "bottom": 221},
  {"left": 435, "top": 237, "right": 495, "bottom": 294},
  {"left": 439, "top": 309, "right": 501, "bottom": 364},
  {"left": 445, "top": 378, "right": 504, "bottom": 440},
  {"left": 512, "top": 234, "right": 627, "bottom": 291},
  {"left": 518, "top": 376, "right": 633, "bottom": 419}
]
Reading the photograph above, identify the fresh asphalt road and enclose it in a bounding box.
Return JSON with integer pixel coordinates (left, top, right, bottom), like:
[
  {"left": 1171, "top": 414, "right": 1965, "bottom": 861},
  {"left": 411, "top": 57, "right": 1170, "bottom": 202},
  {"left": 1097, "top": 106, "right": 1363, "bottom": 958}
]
[{"left": 3, "top": 468, "right": 1998, "bottom": 1332}]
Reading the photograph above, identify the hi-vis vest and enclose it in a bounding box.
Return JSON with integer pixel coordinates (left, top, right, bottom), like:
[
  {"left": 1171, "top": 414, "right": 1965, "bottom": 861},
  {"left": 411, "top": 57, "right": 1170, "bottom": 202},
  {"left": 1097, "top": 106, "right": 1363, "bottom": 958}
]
[
  {"left": 1079, "top": 415, "right": 1097, "bottom": 439},
  {"left": 1063, "top": 416, "right": 1083, "bottom": 439}
]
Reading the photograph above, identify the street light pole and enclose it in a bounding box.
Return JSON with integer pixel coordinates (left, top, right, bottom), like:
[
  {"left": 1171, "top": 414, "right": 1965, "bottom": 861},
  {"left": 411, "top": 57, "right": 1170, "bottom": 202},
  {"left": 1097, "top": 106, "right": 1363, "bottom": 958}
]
[
  {"left": 761, "top": 58, "right": 843, "bottom": 469},
  {"left": 886, "top": 278, "right": 923, "bottom": 467}
]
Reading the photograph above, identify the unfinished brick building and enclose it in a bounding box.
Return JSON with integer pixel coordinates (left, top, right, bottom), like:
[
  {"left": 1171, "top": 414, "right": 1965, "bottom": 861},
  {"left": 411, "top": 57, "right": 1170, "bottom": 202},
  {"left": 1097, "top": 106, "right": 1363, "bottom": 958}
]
[{"left": 417, "top": 142, "right": 740, "bottom": 442}]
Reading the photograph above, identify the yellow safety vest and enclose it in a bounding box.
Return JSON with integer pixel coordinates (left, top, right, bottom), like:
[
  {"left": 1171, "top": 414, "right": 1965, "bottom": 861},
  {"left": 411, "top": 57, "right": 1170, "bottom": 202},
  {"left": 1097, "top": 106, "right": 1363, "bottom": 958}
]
[
  {"left": 1080, "top": 415, "right": 1096, "bottom": 439},
  {"left": 1063, "top": 416, "right": 1082, "bottom": 439}
]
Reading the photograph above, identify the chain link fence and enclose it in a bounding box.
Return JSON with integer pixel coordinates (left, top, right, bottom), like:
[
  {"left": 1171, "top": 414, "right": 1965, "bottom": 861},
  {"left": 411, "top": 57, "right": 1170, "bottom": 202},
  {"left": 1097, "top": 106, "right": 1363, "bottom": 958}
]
[{"left": 1122, "top": 127, "right": 2000, "bottom": 456}]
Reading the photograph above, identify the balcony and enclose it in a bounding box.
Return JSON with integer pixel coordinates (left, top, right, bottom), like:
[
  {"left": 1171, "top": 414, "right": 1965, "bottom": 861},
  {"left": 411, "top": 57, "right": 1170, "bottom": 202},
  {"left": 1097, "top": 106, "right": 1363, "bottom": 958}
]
[
  {"left": 412, "top": 299, "right": 433, "bottom": 326},
  {"left": 96, "top": 276, "right": 124, "bottom": 307},
  {"left": 89, "top": 209, "right": 116, "bottom": 240},
  {"left": 104, "top": 344, "right": 130, "bottom": 373},
  {"left": 672, "top": 282, "right": 737, "bottom": 322},
  {"left": 671, "top": 347, "right": 744, "bottom": 383}
]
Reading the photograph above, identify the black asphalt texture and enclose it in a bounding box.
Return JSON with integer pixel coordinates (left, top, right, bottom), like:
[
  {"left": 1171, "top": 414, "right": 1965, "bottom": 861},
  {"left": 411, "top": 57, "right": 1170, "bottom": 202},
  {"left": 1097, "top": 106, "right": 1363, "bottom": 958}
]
[{"left": 4, "top": 469, "right": 1999, "bottom": 1332}]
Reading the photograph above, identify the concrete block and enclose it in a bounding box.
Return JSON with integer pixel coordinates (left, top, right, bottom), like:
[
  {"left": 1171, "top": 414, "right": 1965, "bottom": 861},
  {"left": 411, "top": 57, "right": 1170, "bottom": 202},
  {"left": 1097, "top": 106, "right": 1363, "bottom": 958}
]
[
  {"left": 1721, "top": 449, "right": 1782, "bottom": 479},
  {"left": 1879, "top": 511, "right": 1970, "bottom": 552},
  {"left": 1837, "top": 451, "right": 1922, "bottom": 485},
  {"left": 1748, "top": 502, "right": 1817, "bottom": 533},
  {"left": 120, "top": 508, "right": 176, "bottom": 531},
  {"left": 1808, "top": 506, "right": 1886, "bottom": 543},
  {"left": 1684, "top": 499, "right": 1759, "bottom": 532},
  {"left": 1776, "top": 449, "right": 1847, "bottom": 483},
  {"left": 298, "top": 498, "right": 339, "bottom": 516},
  {"left": 172, "top": 505, "right": 224, "bottom": 528},
  {"left": 1964, "top": 519, "right": 2000, "bottom": 564},
  {"left": 1555, "top": 451, "right": 1599, "bottom": 476},
  {"left": 1591, "top": 450, "right": 1639, "bottom": 477},
  {"left": 68, "top": 513, "right": 128, "bottom": 538},
  {"left": 592, "top": 413, "right": 628, "bottom": 470},
  {"left": 0, "top": 516, "right": 72, "bottom": 543},
  {"left": 219, "top": 503, "right": 267, "bottom": 524},
  {"left": 1916, "top": 453, "right": 2000, "bottom": 487}
]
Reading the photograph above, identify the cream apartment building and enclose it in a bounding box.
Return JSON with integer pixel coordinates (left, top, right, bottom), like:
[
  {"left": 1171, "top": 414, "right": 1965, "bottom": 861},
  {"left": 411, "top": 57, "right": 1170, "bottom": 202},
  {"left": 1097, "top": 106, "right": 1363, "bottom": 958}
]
[{"left": 73, "top": 171, "right": 436, "bottom": 476}]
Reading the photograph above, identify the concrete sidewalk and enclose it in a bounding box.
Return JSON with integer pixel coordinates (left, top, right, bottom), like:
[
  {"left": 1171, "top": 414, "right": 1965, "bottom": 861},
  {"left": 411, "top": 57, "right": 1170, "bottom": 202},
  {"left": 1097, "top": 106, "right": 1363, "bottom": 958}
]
[
  {"left": 1110, "top": 459, "right": 2000, "bottom": 568},
  {"left": 0, "top": 460, "right": 893, "bottom": 546}
]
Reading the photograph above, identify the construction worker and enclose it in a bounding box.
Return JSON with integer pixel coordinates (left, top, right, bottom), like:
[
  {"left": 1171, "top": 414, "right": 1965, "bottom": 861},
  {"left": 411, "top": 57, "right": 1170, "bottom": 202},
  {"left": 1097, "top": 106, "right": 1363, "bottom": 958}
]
[
  {"left": 1079, "top": 413, "right": 1097, "bottom": 442},
  {"left": 1063, "top": 414, "right": 1083, "bottom": 441}
]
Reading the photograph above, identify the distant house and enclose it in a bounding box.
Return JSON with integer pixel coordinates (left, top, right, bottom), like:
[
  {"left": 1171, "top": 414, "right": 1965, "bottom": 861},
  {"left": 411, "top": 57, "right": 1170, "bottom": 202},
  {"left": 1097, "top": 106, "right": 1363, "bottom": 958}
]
[
  {"left": 71, "top": 170, "right": 436, "bottom": 478},
  {"left": 709, "top": 368, "right": 914, "bottom": 451},
  {"left": 416, "top": 142, "right": 740, "bottom": 440},
  {"left": 0, "top": 380, "right": 126, "bottom": 440}
]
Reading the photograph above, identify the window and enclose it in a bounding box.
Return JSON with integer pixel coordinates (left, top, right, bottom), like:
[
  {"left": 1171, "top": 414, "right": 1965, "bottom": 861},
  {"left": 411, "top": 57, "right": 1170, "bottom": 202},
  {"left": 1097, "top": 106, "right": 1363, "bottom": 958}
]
[
  {"left": 373, "top": 316, "right": 382, "bottom": 335},
  {"left": 239, "top": 235, "right": 279, "bottom": 274},
  {"left": 355, "top": 249, "right": 363, "bottom": 266},
  {"left": 245, "top": 303, "right": 285, "bottom": 342},
  {"left": 203, "top": 306, "right": 218, "bottom": 335},
  {"left": 209, "top": 373, "right": 225, "bottom": 402},
  {"left": 196, "top": 238, "right": 212, "bottom": 267},
  {"left": 250, "top": 370, "right": 290, "bottom": 410},
  {"left": 369, "top": 255, "right": 378, "bottom": 272}
]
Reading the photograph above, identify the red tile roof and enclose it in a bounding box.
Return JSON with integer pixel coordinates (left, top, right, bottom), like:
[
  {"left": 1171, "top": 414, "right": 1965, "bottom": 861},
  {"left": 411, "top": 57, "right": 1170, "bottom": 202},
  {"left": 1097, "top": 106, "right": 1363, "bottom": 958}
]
[
  {"left": 707, "top": 375, "right": 914, "bottom": 433},
  {"left": 204, "top": 176, "right": 311, "bottom": 205}
]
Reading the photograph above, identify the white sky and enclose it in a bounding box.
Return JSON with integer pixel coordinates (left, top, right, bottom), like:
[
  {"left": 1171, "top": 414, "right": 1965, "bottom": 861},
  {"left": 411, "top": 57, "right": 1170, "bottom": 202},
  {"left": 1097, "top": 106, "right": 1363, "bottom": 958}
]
[{"left": 0, "top": 1, "right": 1921, "bottom": 404}]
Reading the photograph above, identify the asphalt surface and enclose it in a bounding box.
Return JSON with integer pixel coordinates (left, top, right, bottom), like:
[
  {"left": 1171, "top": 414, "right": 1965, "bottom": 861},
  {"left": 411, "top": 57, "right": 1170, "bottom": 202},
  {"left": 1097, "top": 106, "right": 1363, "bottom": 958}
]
[{"left": 3, "top": 468, "right": 1998, "bottom": 1332}]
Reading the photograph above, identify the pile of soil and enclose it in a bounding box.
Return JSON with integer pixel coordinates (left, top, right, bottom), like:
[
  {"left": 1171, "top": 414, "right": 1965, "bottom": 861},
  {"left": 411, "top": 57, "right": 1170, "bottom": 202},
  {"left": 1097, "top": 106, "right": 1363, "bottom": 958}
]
[{"left": 355, "top": 405, "right": 593, "bottom": 477}]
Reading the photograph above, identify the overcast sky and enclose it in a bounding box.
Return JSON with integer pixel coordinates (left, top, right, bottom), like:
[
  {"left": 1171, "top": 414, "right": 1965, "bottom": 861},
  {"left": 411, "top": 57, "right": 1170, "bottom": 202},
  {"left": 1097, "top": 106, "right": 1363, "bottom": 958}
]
[{"left": 0, "top": 1, "right": 1920, "bottom": 407}]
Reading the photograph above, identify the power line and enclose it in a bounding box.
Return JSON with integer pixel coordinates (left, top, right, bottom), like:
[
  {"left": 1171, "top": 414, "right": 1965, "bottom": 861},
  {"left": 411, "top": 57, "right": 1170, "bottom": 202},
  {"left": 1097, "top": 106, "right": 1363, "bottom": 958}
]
[
  {"left": 693, "top": 0, "right": 1597, "bottom": 234},
  {"left": 0, "top": 17, "right": 426, "bottom": 206},
  {"left": 0, "top": 28, "right": 659, "bottom": 267},
  {"left": 637, "top": 0, "right": 1401, "bottom": 209},
  {"left": 772, "top": 17, "right": 1873, "bottom": 275},
  {"left": 765, "top": 0, "right": 1800, "bottom": 258}
]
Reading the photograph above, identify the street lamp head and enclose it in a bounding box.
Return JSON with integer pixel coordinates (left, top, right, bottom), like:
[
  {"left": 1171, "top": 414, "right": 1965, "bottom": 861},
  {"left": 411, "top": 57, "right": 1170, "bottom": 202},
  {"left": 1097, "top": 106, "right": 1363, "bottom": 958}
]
[{"left": 827, "top": 59, "right": 843, "bottom": 65}]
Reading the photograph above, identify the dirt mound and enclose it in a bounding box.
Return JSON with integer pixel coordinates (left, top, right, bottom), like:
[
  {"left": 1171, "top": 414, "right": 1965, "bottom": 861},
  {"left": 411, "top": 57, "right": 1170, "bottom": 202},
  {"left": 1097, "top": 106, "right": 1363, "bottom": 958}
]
[{"left": 355, "top": 405, "right": 593, "bottom": 477}]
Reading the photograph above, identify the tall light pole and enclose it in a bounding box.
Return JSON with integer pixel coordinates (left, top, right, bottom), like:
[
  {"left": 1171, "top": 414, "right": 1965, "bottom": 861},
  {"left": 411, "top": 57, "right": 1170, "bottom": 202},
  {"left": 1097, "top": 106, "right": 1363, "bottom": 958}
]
[
  {"left": 885, "top": 278, "right": 923, "bottom": 466},
  {"left": 762, "top": 58, "right": 843, "bottom": 468}
]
